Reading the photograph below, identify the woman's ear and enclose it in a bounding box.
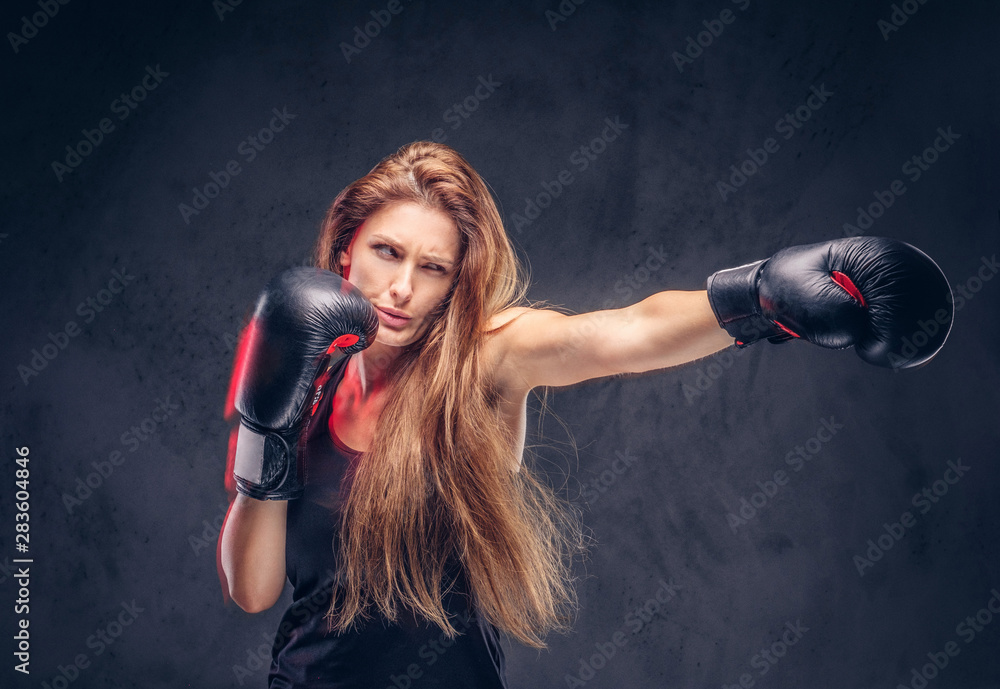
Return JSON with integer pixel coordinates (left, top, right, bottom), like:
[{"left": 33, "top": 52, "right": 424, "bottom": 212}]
[
  {"left": 338, "top": 250, "right": 350, "bottom": 280},
  {"left": 339, "top": 227, "right": 361, "bottom": 281}
]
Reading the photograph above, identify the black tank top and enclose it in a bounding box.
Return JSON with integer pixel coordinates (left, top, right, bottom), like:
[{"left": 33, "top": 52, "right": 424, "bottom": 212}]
[{"left": 268, "top": 355, "right": 509, "bottom": 689}]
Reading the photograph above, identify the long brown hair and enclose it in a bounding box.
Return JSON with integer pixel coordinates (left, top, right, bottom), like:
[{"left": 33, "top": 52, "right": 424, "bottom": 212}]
[{"left": 313, "top": 141, "right": 587, "bottom": 648}]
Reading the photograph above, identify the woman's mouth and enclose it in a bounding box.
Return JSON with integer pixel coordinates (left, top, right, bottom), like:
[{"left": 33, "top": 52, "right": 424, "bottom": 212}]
[{"left": 377, "top": 307, "right": 411, "bottom": 329}]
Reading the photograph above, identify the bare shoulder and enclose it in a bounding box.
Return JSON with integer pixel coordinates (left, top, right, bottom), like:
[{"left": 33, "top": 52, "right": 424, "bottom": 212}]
[
  {"left": 482, "top": 307, "right": 531, "bottom": 396},
  {"left": 485, "top": 306, "right": 536, "bottom": 333},
  {"left": 482, "top": 306, "right": 566, "bottom": 394}
]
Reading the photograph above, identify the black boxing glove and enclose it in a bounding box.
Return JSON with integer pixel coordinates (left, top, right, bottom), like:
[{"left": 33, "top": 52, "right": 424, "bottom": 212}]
[
  {"left": 706, "top": 236, "right": 953, "bottom": 370},
  {"left": 232, "top": 267, "right": 378, "bottom": 500}
]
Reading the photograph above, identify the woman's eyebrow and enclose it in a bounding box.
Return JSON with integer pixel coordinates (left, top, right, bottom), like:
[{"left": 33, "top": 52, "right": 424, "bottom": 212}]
[{"left": 370, "top": 233, "right": 455, "bottom": 265}]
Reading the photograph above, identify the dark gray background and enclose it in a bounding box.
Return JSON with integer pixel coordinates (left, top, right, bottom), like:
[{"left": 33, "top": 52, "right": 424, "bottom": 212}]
[{"left": 2, "top": 1, "right": 999, "bottom": 687}]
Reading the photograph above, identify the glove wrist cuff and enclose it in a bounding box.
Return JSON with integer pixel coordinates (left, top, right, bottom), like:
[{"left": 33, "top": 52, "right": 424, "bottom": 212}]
[
  {"left": 233, "top": 419, "right": 304, "bottom": 501},
  {"left": 707, "top": 259, "right": 786, "bottom": 347}
]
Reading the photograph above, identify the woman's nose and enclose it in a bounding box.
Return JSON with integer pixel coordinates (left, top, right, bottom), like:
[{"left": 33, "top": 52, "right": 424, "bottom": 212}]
[{"left": 388, "top": 265, "right": 413, "bottom": 301}]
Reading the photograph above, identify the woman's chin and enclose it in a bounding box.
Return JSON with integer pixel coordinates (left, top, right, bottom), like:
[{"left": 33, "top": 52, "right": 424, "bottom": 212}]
[{"left": 372, "top": 334, "right": 411, "bottom": 350}]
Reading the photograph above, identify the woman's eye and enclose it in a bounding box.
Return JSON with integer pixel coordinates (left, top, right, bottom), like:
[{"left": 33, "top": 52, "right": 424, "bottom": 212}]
[{"left": 374, "top": 245, "right": 445, "bottom": 273}]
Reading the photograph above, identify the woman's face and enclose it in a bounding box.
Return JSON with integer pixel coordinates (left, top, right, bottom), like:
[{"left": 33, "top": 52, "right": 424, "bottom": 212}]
[{"left": 338, "top": 201, "right": 460, "bottom": 349}]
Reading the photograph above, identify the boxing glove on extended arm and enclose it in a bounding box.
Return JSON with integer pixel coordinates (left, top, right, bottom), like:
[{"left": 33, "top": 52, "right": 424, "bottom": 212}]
[
  {"left": 232, "top": 267, "right": 378, "bottom": 500},
  {"left": 706, "top": 236, "right": 953, "bottom": 369}
]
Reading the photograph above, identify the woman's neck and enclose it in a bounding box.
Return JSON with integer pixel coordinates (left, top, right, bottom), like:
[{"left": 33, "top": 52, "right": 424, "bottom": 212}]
[{"left": 347, "top": 343, "right": 400, "bottom": 401}]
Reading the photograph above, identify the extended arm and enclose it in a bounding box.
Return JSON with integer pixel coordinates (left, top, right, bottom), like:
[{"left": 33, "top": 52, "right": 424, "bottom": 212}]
[
  {"left": 491, "top": 236, "right": 953, "bottom": 392},
  {"left": 491, "top": 290, "right": 734, "bottom": 391}
]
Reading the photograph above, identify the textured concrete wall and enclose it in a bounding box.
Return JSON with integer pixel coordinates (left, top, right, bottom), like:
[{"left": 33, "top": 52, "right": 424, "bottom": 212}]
[{"left": 2, "top": 0, "right": 998, "bottom": 687}]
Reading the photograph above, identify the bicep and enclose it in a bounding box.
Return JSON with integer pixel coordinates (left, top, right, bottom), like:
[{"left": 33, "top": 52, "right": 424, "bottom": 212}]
[
  {"left": 489, "top": 294, "right": 732, "bottom": 391},
  {"left": 491, "top": 307, "right": 631, "bottom": 391}
]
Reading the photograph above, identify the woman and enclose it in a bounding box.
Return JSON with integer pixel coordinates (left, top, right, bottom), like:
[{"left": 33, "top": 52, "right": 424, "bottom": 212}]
[{"left": 219, "top": 141, "right": 950, "bottom": 688}]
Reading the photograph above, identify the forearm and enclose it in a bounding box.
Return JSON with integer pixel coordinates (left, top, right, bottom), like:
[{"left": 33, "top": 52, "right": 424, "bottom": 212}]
[
  {"left": 220, "top": 493, "right": 288, "bottom": 612},
  {"left": 614, "top": 290, "right": 733, "bottom": 374}
]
